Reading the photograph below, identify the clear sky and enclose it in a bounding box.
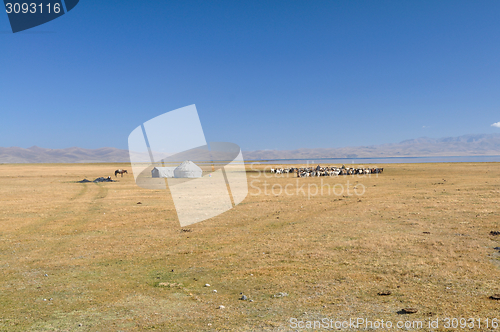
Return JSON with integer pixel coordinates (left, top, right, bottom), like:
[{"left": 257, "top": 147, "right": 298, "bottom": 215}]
[{"left": 1, "top": 0, "right": 500, "bottom": 151}]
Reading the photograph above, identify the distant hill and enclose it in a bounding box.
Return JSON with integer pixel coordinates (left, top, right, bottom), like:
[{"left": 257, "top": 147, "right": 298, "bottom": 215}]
[
  {"left": 1, "top": 134, "right": 500, "bottom": 163},
  {"left": 0, "top": 146, "right": 130, "bottom": 163},
  {"left": 242, "top": 133, "right": 500, "bottom": 160}
]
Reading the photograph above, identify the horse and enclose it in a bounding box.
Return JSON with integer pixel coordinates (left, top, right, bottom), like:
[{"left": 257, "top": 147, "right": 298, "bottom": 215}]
[{"left": 115, "top": 169, "right": 128, "bottom": 177}]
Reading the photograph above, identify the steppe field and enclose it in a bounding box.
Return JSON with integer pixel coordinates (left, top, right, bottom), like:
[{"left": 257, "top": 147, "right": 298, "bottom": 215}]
[{"left": 1, "top": 162, "right": 500, "bottom": 331}]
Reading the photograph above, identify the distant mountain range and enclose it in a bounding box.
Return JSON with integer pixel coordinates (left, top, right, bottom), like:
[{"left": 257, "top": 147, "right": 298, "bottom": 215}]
[
  {"left": 1, "top": 133, "right": 500, "bottom": 163},
  {"left": 0, "top": 146, "right": 130, "bottom": 163},
  {"left": 243, "top": 133, "right": 500, "bottom": 160}
]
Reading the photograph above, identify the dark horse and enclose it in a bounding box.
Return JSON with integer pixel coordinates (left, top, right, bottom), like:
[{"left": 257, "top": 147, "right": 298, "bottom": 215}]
[{"left": 115, "top": 169, "right": 128, "bottom": 177}]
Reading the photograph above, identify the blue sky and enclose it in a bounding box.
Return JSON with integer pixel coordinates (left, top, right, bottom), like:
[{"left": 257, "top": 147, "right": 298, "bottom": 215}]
[{"left": 1, "top": 0, "right": 500, "bottom": 151}]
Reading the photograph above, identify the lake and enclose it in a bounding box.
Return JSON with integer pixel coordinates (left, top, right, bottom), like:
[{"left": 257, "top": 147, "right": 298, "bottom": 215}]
[{"left": 249, "top": 155, "right": 500, "bottom": 165}]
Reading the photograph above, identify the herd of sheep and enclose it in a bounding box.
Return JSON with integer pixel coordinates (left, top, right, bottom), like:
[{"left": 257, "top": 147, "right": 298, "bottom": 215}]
[{"left": 270, "top": 165, "right": 384, "bottom": 177}]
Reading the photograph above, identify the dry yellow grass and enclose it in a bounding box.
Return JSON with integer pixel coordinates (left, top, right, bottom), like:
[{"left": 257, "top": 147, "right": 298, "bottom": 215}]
[{"left": 0, "top": 162, "right": 499, "bottom": 331}]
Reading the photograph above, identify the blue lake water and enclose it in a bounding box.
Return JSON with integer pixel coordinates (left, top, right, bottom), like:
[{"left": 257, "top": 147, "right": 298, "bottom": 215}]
[{"left": 250, "top": 155, "right": 500, "bottom": 165}]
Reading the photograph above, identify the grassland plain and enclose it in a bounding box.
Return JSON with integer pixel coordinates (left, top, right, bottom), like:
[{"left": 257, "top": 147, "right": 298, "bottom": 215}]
[{"left": 0, "top": 162, "right": 499, "bottom": 331}]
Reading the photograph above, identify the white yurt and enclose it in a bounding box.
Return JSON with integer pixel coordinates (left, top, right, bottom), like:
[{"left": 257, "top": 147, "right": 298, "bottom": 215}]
[
  {"left": 174, "top": 160, "right": 202, "bottom": 178},
  {"left": 151, "top": 167, "right": 176, "bottom": 178}
]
